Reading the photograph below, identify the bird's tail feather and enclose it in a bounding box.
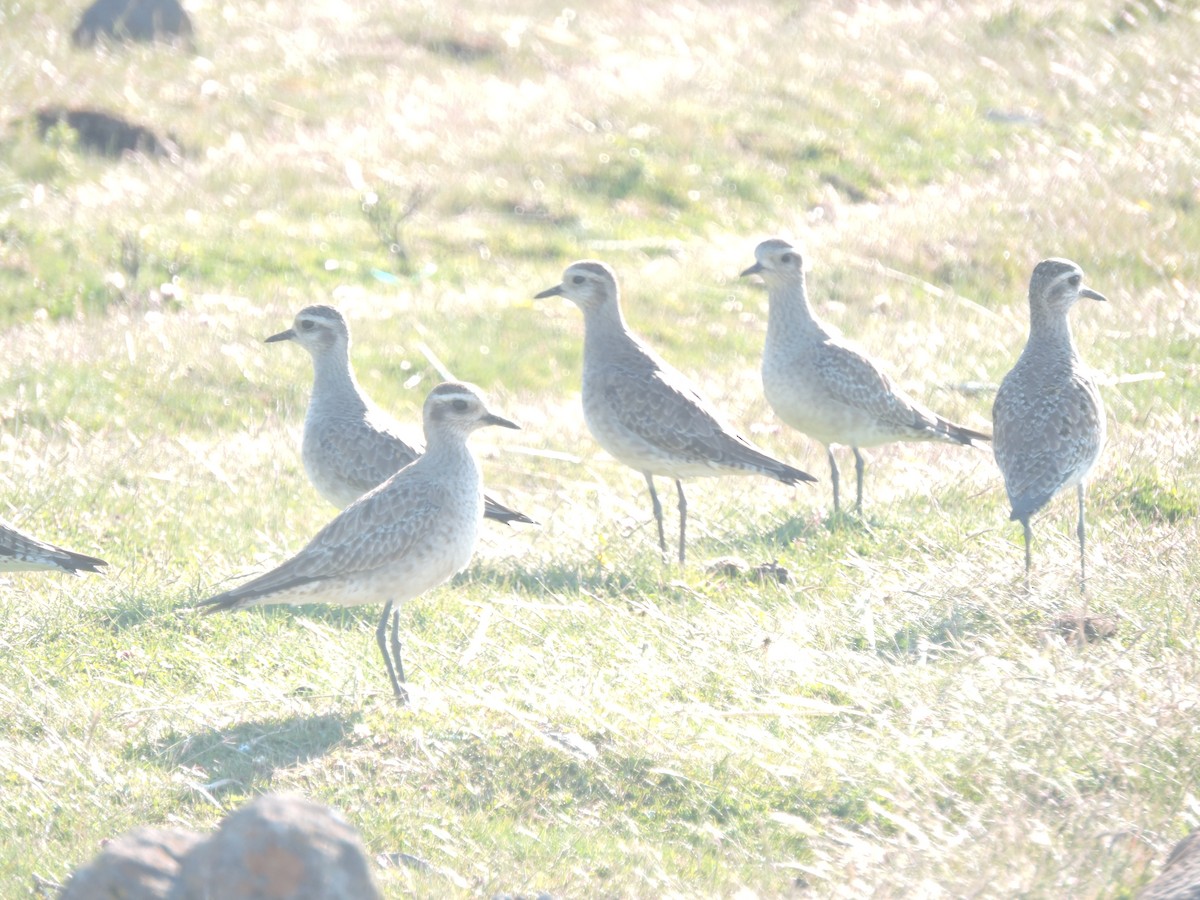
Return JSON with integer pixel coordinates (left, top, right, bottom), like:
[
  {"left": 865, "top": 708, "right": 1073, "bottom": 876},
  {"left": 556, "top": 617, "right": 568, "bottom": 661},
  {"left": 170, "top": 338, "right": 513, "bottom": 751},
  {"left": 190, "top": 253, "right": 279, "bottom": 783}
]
[
  {"left": 63, "top": 551, "right": 107, "bottom": 574},
  {"left": 761, "top": 455, "right": 818, "bottom": 486},
  {"left": 940, "top": 419, "right": 992, "bottom": 447},
  {"left": 483, "top": 495, "right": 537, "bottom": 526}
]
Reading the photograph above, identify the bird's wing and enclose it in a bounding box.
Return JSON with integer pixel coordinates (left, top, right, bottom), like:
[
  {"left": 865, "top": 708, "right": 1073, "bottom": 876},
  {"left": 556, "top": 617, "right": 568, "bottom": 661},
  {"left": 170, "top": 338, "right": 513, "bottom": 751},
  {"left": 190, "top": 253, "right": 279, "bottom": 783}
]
[
  {"left": 812, "top": 340, "right": 944, "bottom": 434},
  {"left": 203, "top": 474, "right": 448, "bottom": 606},
  {"left": 311, "top": 413, "right": 422, "bottom": 496},
  {"left": 599, "top": 355, "right": 765, "bottom": 464}
]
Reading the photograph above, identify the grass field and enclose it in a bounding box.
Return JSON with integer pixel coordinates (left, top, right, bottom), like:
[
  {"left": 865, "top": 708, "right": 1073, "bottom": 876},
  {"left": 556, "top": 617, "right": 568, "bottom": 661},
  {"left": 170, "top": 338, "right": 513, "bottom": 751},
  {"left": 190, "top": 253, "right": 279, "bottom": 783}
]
[{"left": 1, "top": 0, "right": 1199, "bottom": 896}]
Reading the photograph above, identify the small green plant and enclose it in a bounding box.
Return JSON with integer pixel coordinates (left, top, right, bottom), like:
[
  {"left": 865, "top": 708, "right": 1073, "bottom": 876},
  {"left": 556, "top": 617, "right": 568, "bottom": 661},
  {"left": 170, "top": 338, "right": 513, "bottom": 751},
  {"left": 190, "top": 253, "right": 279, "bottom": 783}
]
[
  {"left": 1113, "top": 472, "right": 1200, "bottom": 524},
  {"left": 360, "top": 185, "right": 429, "bottom": 271}
]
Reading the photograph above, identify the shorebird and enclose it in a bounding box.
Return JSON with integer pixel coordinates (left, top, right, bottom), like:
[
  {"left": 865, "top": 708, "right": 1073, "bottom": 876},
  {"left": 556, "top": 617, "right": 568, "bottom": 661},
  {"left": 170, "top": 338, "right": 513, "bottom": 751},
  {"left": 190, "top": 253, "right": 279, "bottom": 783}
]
[
  {"left": 266, "top": 305, "right": 533, "bottom": 526},
  {"left": 741, "top": 238, "right": 990, "bottom": 515},
  {"left": 535, "top": 260, "right": 816, "bottom": 564},
  {"left": 0, "top": 518, "right": 106, "bottom": 574},
  {"left": 197, "top": 381, "right": 520, "bottom": 703},
  {"left": 992, "top": 258, "right": 1107, "bottom": 589}
]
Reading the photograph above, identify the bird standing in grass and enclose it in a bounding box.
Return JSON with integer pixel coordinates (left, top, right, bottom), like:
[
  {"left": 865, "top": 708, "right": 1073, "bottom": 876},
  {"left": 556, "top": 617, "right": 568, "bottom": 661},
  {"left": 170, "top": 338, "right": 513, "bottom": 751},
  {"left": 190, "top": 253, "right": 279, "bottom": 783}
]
[
  {"left": 741, "top": 238, "right": 990, "bottom": 515},
  {"left": 197, "top": 382, "right": 521, "bottom": 703},
  {"left": 0, "top": 518, "right": 106, "bottom": 575},
  {"left": 266, "top": 304, "right": 533, "bottom": 526},
  {"left": 536, "top": 260, "right": 816, "bottom": 564},
  {"left": 992, "top": 258, "right": 1107, "bottom": 590}
]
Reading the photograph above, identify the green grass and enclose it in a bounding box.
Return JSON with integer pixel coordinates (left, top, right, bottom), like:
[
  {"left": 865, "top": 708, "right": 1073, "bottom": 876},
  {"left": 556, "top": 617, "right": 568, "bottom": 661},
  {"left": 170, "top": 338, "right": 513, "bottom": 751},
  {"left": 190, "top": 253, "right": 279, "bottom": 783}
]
[{"left": 1, "top": 0, "right": 1199, "bottom": 896}]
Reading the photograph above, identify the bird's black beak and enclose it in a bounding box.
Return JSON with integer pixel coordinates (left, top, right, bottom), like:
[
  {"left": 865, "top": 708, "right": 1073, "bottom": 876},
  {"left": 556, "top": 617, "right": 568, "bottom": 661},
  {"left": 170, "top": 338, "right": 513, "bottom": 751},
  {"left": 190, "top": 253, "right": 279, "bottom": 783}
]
[
  {"left": 534, "top": 284, "right": 565, "bottom": 299},
  {"left": 265, "top": 327, "right": 296, "bottom": 343},
  {"left": 739, "top": 262, "right": 763, "bottom": 278},
  {"left": 1080, "top": 287, "right": 1107, "bottom": 302},
  {"left": 483, "top": 413, "right": 521, "bottom": 430}
]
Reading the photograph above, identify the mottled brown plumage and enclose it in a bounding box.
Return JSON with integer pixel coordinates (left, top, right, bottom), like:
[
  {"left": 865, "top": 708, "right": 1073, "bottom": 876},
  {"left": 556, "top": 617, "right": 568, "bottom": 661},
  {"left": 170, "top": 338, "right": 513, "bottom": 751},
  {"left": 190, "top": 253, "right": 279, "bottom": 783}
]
[
  {"left": 535, "top": 260, "right": 815, "bottom": 563},
  {"left": 992, "top": 258, "right": 1107, "bottom": 588}
]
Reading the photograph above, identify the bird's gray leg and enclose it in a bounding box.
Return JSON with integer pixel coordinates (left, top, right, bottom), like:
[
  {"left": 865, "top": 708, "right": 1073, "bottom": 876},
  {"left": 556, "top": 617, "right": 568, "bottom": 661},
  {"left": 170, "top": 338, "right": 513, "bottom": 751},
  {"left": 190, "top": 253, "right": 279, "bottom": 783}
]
[
  {"left": 675, "top": 479, "right": 687, "bottom": 565},
  {"left": 391, "top": 609, "right": 405, "bottom": 696},
  {"left": 1077, "top": 483, "right": 1087, "bottom": 595},
  {"left": 376, "top": 599, "right": 408, "bottom": 704},
  {"left": 1071, "top": 484, "right": 1091, "bottom": 643},
  {"left": 1020, "top": 516, "right": 1033, "bottom": 591},
  {"left": 645, "top": 473, "right": 667, "bottom": 561},
  {"left": 827, "top": 448, "right": 841, "bottom": 515},
  {"left": 853, "top": 447, "right": 866, "bottom": 514}
]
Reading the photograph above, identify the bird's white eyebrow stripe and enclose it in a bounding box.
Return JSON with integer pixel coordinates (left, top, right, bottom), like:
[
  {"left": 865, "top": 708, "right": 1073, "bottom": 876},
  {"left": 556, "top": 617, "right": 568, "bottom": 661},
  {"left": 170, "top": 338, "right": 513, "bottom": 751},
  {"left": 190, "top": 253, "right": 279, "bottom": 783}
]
[
  {"left": 428, "top": 388, "right": 475, "bottom": 402},
  {"left": 300, "top": 309, "right": 340, "bottom": 323},
  {"left": 1046, "top": 268, "right": 1081, "bottom": 293}
]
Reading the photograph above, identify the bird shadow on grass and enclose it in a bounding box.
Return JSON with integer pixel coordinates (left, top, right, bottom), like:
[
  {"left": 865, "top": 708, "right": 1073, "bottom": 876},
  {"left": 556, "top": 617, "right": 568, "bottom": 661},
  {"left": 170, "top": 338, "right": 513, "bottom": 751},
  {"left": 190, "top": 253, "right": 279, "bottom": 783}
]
[
  {"left": 130, "top": 711, "right": 358, "bottom": 788},
  {"left": 462, "top": 558, "right": 661, "bottom": 599},
  {"left": 711, "top": 509, "right": 879, "bottom": 560}
]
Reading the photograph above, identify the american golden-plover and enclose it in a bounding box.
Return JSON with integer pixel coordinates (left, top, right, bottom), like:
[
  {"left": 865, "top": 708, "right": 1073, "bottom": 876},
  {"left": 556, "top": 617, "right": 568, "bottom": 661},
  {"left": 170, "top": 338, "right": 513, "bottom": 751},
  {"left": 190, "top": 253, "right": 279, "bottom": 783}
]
[
  {"left": 267, "top": 305, "right": 533, "bottom": 526},
  {"left": 992, "top": 258, "right": 1107, "bottom": 588},
  {"left": 198, "top": 381, "right": 520, "bottom": 703},
  {"left": 0, "top": 518, "right": 106, "bottom": 574},
  {"left": 535, "top": 260, "right": 816, "bottom": 564},
  {"left": 741, "top": 238, "right": 990, "bottom": 515}
]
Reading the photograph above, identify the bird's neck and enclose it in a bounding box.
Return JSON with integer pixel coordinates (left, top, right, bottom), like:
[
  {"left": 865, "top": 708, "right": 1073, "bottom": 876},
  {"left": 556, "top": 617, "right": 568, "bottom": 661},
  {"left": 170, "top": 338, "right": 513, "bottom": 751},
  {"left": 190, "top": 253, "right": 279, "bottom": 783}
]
[
  {"left": 582, "top": 301, "right": 639, "bottom": 363},
  {"left": 309, "top": 348, "right": 368, "bottom": 416},
  {"left": 765, "top": 276, "right": 825, "bottom": 349},
  {"left": 1025, "top": 309, "right": 1077, "bottom": 360},
  {"left": 420, "top": 430, "right": 480, "bottom": 477}
]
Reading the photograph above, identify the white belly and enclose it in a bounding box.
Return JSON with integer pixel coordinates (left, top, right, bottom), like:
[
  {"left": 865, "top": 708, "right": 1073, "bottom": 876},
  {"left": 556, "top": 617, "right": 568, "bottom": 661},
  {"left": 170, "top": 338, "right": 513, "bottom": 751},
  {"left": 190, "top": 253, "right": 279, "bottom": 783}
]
[
  {"left": 269, "top": 496, "right": 481, "bottom": 610},
  {"left": 764, "top": 352, "right": 906, "bottom": 449},
  {"left": 582, "top": 397, "right": 726, "bottom": 479}
]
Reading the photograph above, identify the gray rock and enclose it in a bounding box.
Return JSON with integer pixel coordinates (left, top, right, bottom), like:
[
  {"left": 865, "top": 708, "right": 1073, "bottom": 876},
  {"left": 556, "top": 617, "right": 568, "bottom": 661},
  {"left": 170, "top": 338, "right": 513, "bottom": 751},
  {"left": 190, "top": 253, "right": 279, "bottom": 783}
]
[
  {"left": 72, "top": 0, "right": 194, "bottom": 48},
  {"left": 1142, "top": 831, "right": 1200, "bottom": 899},
  {"left": 171, "top": 794, "right": 381, "bottom": 900},
  {"left": 60, "top": 827, "right": 204, "bottom": 900},
  {"left": 34, "top": 106, "right": 179, "bottom": 159}
]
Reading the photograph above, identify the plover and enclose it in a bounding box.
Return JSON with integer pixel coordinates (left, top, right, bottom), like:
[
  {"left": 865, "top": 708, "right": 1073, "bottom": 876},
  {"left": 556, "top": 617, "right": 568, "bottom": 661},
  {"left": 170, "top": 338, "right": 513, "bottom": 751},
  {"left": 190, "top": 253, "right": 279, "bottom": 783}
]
[
  {"left": 535, "top": 260, "right": 815, "bottom": 563},
  {"left": 267, "top": 305, "right": 533, "bottom": 526},
  {"left": 992, "top": 258, "right": 1107, "bottom": 588},
  {"left": 197, "top": 381, "right": 520, "bottom": 703},
  {"left": 741, "top": 238, "right": 990, "bottom": 515}
]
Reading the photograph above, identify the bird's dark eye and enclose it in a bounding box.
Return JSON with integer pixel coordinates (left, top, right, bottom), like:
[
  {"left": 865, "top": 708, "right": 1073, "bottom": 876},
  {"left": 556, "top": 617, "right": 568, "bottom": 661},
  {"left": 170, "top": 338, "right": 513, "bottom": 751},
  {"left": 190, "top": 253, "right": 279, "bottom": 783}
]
[
  {"left": 781, "top": 252, "right": 796, "bottom": 264},
  {"left": 452, "top": 398, "right": 469, "bottom": 412},
  {"left": 1068, "top": 274, "right": 1081, "bottom": 286},
  {"left": 571, "top": 275, "right": 585, "bottom": 285},
  {"left": 299, "top": 320, "right": 315, "bottom": 330}
]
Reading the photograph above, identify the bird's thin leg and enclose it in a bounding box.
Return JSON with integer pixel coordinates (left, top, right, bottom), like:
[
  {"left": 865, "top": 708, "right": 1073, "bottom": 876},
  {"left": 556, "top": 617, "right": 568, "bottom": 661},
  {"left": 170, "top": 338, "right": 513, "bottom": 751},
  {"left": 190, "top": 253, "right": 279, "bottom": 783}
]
[
  {"left": 1021, "top": 516, "right": 1033, "bottom": 591},
  {"left": 645, "top": 474, "right": 668, "bottom": 562},
  {"left": 390, "top": 605, "right": 408, "bottom": 704},
  {"left": 853, "top": 447, "right": 866, "bottom": 514},
  {"left": 675, "top": 479, "right": 687, "bottom": 565},
  {"left": 1070, "top": 484, "right": 1092, "bottom": 644},
  {"left": 1077, "top": 483, "right": 1087, "bottom": 596},
  {"left": 827, "top": 448, "right": 841, "bottom": 515},
  {"left": 376, "top": 599, "right": 407, "bottom": 704}
]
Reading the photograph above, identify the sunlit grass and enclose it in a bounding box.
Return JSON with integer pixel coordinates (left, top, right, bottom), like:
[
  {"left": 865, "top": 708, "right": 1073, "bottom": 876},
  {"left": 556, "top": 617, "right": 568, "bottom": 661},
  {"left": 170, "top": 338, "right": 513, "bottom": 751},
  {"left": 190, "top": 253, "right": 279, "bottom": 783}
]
[{"left": 0, "top": 0, "right": 1198, "bottom": 896}]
